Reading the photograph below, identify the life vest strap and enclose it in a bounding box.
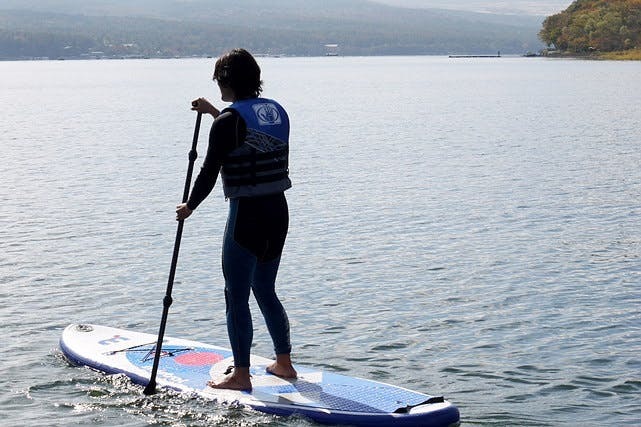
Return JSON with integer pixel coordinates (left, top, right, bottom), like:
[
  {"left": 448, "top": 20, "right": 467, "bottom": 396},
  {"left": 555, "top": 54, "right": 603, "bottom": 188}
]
[{"left": 223, "top": 171, "right": 289, "bottom": 187}]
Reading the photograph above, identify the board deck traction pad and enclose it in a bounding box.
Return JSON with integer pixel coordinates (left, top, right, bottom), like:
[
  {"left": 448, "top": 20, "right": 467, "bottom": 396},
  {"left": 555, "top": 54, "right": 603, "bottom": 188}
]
[{"left": 60, "top": 324, "right": 460, "bottom": 426}]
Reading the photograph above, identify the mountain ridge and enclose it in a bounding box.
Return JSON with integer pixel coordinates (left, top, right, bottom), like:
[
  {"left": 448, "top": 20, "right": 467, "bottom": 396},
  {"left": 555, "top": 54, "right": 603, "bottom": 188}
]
[{"left": 0, "top": 0, "right": 545, "bottom": 59}]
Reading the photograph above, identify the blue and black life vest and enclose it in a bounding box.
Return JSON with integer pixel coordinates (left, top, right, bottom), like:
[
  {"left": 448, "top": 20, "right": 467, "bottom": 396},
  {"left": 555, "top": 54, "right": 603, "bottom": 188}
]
[{"left": 221, "top": 98, "right": 292, "bottom": 198}]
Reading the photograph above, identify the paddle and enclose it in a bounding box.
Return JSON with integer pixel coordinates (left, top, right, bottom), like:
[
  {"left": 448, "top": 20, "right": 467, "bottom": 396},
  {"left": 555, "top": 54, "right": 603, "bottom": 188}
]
[{"left": 144, "top": 111, "right": 202, "bottom": 395}]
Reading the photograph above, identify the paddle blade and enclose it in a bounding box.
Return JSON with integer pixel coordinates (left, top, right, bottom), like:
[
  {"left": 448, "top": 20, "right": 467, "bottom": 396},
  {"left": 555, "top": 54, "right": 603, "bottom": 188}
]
[{"left": 143, "top": 379, "right": 157, "bottom": 395}]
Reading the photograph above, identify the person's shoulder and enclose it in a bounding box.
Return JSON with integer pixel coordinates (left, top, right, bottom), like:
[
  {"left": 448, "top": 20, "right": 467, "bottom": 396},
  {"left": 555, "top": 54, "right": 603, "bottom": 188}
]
[
  {"left": 211, "top": 108, "right": 245, "bottom": 143},
  {"left": 213, "top": 109, "right": 241, "bottom": 127},
  {"left": 216, "top": 108, "right": 240, "bottom": 121}
]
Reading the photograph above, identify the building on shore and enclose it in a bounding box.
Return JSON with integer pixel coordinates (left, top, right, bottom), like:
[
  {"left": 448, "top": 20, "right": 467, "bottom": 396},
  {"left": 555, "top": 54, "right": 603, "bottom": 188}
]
[{"left": 324, "top": 44, "right": 339, "bottom": 56}]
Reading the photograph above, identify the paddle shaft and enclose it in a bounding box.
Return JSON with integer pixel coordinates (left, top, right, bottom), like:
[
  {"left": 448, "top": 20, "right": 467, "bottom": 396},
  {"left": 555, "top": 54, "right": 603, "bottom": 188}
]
[{"left": 144, "top": 112, "right": 202, "bottom": 395}]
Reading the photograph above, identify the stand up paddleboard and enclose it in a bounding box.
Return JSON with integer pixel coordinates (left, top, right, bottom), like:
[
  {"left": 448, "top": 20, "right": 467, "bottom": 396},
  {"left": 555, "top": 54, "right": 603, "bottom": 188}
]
[{"left": 60, "top": 324, "right": 460, "bottom": 426}]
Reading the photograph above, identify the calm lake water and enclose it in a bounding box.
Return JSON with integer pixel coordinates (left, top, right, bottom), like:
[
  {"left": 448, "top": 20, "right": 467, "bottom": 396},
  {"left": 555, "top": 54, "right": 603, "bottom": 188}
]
[{"left": 1, "top": 56, "right": 640, "bottom": 426}]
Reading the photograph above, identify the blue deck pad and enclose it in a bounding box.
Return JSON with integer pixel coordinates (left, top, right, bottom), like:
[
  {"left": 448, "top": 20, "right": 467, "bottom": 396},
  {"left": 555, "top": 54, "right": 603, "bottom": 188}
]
[
  {"left": 126, "top": 346, "right": 232, "bottom": 389},
  {"left": 285, "top": 371, "right": 431, "bottom": 413},
  {"left": 252, "top": 378, "right": 382, "bottom": 413}
]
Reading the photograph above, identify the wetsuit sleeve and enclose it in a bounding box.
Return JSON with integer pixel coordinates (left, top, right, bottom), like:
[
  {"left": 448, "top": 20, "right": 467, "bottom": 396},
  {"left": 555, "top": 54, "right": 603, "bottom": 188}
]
[{"left": 186, "top": 111, "right": 244, "bottom": 210}]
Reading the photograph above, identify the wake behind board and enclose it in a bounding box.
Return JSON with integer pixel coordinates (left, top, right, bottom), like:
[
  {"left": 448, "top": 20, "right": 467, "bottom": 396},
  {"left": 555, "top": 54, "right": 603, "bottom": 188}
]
[{"left": 60, "top": 324, "right": 460, "bottom": 427}]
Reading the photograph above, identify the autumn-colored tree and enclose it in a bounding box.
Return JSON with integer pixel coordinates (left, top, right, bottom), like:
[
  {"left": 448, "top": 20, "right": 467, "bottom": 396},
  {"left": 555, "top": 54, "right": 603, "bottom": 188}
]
[{"left": 540, "top": 0, "right": 641, "bottom": 52}]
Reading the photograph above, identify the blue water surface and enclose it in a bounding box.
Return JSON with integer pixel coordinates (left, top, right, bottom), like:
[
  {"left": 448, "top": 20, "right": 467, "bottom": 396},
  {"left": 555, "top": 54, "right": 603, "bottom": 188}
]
[{"left": 1, "top": 56, "right": 640, "bottom": 426}]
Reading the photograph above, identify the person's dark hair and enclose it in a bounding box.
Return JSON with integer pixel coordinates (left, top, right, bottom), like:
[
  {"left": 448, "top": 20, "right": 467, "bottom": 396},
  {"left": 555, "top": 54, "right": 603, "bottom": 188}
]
[{"left": 214, "top": 48, "right": 263, "bottom": 99}]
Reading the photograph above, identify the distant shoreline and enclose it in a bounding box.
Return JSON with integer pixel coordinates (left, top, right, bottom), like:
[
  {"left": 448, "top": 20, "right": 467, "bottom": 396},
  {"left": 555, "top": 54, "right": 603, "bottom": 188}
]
[
  {"left": 597, "top": 49, "right": 641, "bottom": 60},
  {"left": 541, "top": 48, "right": 641, "bottom": 61},
  {"left": 2, "top": 51, "right": 640, "bottom": 62},
  {"left": 0, "top": 54, "right": 505, "bottom": 62}
]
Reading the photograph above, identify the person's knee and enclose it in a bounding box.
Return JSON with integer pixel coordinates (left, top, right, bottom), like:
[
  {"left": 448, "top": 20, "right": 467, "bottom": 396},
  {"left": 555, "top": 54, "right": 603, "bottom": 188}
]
[{"left": 225, "top": 285, "right": 251, "bottom": 308}]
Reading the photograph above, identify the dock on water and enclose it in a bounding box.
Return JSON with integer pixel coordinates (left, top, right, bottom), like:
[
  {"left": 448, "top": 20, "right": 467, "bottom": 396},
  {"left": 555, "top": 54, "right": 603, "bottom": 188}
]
[{"left": 449, "top": 51, "right": 501, "bottom": 58}]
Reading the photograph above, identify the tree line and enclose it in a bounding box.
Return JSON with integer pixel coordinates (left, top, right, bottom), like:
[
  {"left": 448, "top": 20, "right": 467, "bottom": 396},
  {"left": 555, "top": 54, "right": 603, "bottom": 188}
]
[{"left": 539, "top": 0, "right": 641, "bottom": 52}]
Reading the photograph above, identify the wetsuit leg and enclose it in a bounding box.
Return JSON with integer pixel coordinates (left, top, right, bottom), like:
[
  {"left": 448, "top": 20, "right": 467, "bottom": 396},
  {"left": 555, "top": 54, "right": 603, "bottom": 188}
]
[
  {"left": 222, "top": 198, "right": 256, "bottom": 368},
  {"left": 252, "top": 256, "right": 292, "bottom": 355}
]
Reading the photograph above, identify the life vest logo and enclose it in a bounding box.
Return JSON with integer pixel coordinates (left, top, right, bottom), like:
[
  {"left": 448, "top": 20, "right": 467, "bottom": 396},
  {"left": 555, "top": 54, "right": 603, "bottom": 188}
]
[{"left": 253, "top": 103, "right": 281, "bottom": 126}]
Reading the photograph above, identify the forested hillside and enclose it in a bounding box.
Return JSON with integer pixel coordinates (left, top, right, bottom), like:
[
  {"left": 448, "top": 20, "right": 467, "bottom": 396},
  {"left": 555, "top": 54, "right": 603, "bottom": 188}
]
[
  {"left": 539, "top": 0, "right": 641, "bottom": 52},
  {"left": 0, "top": 0, "right": 544, "bottom": 59}
]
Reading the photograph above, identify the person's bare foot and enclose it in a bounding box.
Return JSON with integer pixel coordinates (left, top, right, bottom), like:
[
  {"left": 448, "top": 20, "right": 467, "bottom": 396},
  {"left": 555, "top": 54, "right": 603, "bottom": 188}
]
[
  {"left": 266, "top": 354, "right": 297, "bottom": 379},
  {"left": 207, "top": 367, "right": 252, "bottom": 391}
]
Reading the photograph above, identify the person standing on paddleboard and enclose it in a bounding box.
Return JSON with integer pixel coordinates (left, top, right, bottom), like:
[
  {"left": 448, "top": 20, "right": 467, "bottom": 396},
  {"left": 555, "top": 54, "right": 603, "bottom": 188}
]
[{"left": 176, "top": 48, "right": 296, "bottom": 391}]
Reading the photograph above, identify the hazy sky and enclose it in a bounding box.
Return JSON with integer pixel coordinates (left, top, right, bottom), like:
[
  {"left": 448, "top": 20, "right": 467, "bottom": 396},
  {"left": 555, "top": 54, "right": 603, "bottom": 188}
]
[{"left": 372, "top": 0, "right": 572, "bottom": 16}]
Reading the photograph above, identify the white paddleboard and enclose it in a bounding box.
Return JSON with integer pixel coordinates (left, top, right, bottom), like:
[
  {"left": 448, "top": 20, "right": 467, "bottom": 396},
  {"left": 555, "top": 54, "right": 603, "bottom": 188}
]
[{"left": 60, "top": 324, "right": 460, "bottom": 426}]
